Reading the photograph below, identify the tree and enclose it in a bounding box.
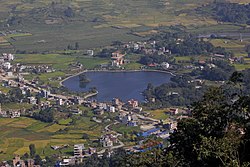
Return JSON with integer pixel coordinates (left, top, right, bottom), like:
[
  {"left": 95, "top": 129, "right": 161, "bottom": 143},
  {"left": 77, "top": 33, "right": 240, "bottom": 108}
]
[
  {"left": 75, "top": 42, "right": 79, "bottom": 50},
  {"left": 64, "top": 7, "right": 74, "bottom": 17},
  {"left": 34, "top": 154, "right": 42, "bottom": 165},
  {"left": 29, "top": 144, "right": 36, "bottom": 158},
  {"left": 82, "top": 133, "right": 89, "bottom": 140}
]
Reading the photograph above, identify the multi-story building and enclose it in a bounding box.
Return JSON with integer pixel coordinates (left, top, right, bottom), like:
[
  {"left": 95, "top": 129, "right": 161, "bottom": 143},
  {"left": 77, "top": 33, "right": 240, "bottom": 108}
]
[{"left": 74, "top": 144, "right": 85, "bottom": 158}]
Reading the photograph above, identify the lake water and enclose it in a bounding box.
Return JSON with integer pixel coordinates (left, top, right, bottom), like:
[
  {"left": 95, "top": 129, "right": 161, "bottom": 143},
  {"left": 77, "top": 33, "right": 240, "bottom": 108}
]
[{"left": 62, "top": 71, "right": 172, "bottom": 102}]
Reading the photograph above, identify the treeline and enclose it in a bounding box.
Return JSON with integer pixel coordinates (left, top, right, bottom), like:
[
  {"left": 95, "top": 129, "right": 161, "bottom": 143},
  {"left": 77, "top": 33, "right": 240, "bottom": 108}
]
[
  {"left": 33, "top": 108, "right": 54, "bottom": 123},
  {"left": 153, "top": 33, "right": 231, "bottom": 57},
  {"left": 139, "top": 54, "right": 172, "bottom": 65},
  {"left": 197, "top": 2, "right": 250, "bottom": 24}
]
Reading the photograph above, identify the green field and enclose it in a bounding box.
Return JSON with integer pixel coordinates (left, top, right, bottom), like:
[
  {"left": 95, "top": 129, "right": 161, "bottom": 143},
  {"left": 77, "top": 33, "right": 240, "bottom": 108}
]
[
  {"left": 146, "top": 108, "right": 170, "bottom": 120},
  {"left": 0, "top": 116, "right": 104, "bottom": 160},
  {"left": 13, "top": 53, "right": 110, "bottom": 86},
  {"left": 0, "top": 0, "right": 229, "bottom": 52}
]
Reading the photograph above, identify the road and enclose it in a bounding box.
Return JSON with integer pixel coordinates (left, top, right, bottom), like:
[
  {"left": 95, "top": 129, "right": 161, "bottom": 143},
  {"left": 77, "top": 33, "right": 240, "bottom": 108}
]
[{"left": 97, "top": 121, "right": 125, "bottom": 154}]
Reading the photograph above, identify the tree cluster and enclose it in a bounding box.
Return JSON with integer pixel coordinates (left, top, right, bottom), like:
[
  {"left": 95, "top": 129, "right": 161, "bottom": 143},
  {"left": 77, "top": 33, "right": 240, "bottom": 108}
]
[
  {"left": 191, "top": 59, "right": 235, "bottom": 81},
  {"left": 144, "top": 75, "right": 208, "bottom": 108},
  {"left": 152, "top": 33, "right": 231, "bottom": 57},
  {"left": 33, "top": 108, "right": 54, "bottom": 123},
  {"left": 197, "top": 2, "right": 250, "bottom": 24}
]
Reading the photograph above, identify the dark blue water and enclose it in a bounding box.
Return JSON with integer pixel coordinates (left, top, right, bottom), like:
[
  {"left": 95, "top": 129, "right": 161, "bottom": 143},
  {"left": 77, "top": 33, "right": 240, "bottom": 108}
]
[{"left": 62, "top": 71, "right": 171, "bottom": 102}]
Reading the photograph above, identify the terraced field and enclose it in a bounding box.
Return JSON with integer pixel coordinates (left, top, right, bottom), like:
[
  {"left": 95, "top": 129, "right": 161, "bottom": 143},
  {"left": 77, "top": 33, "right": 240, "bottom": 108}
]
[{"left": 0, "top": 116, "right": 104, "bottom": 160}]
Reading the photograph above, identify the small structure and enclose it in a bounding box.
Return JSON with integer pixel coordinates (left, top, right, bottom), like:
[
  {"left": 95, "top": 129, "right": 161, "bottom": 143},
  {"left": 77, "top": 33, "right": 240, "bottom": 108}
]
[
  {"left": 138, "top": 128, "right": 161, "bottom": 137},
  {"left": 122, "top": 113, "right": 138, "bottom": 127},
  {"left": 28, "top": 97, "right": 37, "bottom": 105},
  {"left": 40, "top": 90, "right": 50, "bottom": 98},
  {"left": 111, "top": 51, "right": 125, "bottom": 67},
  {"left": 57, "top": 99, "right": 64, "bottom": 106},
  {"left": 59, "top": 157, "right": 76, "bottom": 166},
  {"left": 74, "top": 144, "right": 85, "bottom": 158},
  {"left": 127, "top": 99, "right": 139, "bottom": 108},
  {"left": 3, "top": 62, "right": 11, "bottom": 70},
  {"left": 169, "top": 108, "right": 179, "bottom": 115},
  {"left": 100, "top": 134, "right": 118, "bottom": 147},
  {"left": 13, "top": 155, "right": 25, "bottom": 167},
  {"left": 2, "top": 53, "right": 14, "bottom": 61},
  {"left": 161, "top": 62, "right": 170, "bottom": 69},
  {"left": 86, "top": 50, "right": 94, "bottom": 56},
  {"left": 109, "top": 106, "right": 115, "bottom": 113}
]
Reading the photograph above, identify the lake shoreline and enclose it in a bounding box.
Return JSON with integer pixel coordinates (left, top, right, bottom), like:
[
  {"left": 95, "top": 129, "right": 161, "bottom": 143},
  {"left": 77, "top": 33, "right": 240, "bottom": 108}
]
[{"left": 60, "top": 69, "right": 176, "bottom": 86}]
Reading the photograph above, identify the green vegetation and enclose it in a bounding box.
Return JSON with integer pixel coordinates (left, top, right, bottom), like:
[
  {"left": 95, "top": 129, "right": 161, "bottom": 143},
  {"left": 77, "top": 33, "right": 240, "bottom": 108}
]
[
  {"left": 14, "top": 54, "right": 74, "bottom": 70},
  {"left": 0, "top": 115, "right": 104, "bottom": 160},
  {"left": 146, "top": 109, "right": 169, "bottom": 120},
  {"left": 197, "top": 2, "right": 250, "bottom": 24}
]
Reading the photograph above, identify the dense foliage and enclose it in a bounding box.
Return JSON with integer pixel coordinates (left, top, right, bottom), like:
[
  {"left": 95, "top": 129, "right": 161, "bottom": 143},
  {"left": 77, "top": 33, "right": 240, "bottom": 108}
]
[
  {"left": 152, "top": 33, "right": 231, "bottom": 57},
  {"left": 143, "top": 75, "right": 208, "bottom": 108},
  {"left": 139, "top": 54, "right": 169, "bottom": 65},
  {"left": 191, "top": 59, "right": 235, "bottom": 81},
  {"left": 0, "top": 88, "right": 29, "bottom": 104},
  {"left": 33, "top": 108, "right": 54, "bottom": 123},
  {"left": 197, "top": 2, "right": 250, "bottom": 24}
]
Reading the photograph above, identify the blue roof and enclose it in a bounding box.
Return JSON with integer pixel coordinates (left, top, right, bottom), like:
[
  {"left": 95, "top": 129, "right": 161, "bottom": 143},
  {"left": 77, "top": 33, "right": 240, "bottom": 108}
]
[{"left": 138, "top": 128, "right": 160, "bottom": 137}]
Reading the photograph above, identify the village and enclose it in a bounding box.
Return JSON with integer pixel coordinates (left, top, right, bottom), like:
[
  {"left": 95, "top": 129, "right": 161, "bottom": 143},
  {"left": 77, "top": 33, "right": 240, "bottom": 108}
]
[{"left": 0, "top": 50, "right": 193, "bottom": 167}]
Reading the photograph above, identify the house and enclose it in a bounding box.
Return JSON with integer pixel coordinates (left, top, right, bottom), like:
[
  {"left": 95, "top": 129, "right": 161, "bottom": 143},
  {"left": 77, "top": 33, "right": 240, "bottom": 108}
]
[
  {"left": 127, "top": 99, "right": 139, "bottom": 108},
  {"left": 2, "top": 53, "right": 14, "bottom": 61},
  {"left": 169, "top": 108, "right": 179, "bottom": 115},
  {"left": 138, "top": 128, "right": 161, "bottom": 137},
  {"left": 74, "top": 97, "right": 84, "bottom": 105},
  {"left": 161, "top": 62, "right": 170, "bottom": 69},
  {"left": 86, "top": 50, "right": 94, "bottom": 56},
  {"left": 0, "top": 161, "right": 11, "bottom": 167},
  {"left": 93, "top": 108, "right": 104, "bottom": 115},
  {"left": 12, "top": 155, "right": 25, "bottom": 167},
  {"left": 100, "top": 134, "right": 118, "bottom": 147},
  {"left": 3, "top": 62, "right": 11, "bottom": 70},
  {"left": 112, "top": 98, "right": 122, "bottom": 106},
  {"left": 109, "top": 106, "right": 115, "bottom": 113},
  {"left": 59, "top": 157, "right": 76, "bottom": 166},
  {"left": 40, "top": 90, "right": 50, "bottom": 98},
  {"left": 84, "top": 147, "right": 96, "bottom": 155},
  {"left": 74, "top": 144, "right": 85, "bottom": 158},
  {"left": 122, "top": 113, "right": 138, "bottom": 127},
  {"left": 57, "top": 99, "right": 64, "bottom": 106},
  {"left": 28, "top": 97, "right": 37, "bottom": 105},
  {"left": 11, "top": 110, "right": 21, "bottom": 118},
  {"left": 111, "top": 51, "right": 125, "bottom": 67},
  {"left": 98, "top": 103, "right": 107, "bottom": 110}
]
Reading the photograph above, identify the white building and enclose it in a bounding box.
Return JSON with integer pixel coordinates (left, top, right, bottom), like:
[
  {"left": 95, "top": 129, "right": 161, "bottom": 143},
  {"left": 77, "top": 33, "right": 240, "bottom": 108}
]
[
  {"left": 3, "top": 62, "right": 11, "bottom": 70},
  {"left": 109, "top": 106, "right": 115, "bottom": 113},
  {"left": 86, "top": 50, "right": 94, "bottom": 56},
  {"left": 57, "top": 99, "right": 64, "bottom": 106},
  {"left": 161, "top": 62, "right": 170, "bottom": 69},
  {"left": 100, "top": 134, "right": 118, "bottom": 147},
  {"left": 3, "top": 53, "right": 14, "bottom": 61},
  {"left": 74, "top": 144, "right": 85, "bottom": 158}
]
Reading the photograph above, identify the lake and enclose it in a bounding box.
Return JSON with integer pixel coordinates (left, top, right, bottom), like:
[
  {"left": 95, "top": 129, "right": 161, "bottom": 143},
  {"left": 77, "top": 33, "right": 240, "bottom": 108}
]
[{"left": 62, "top": 71, "right": 172, "bottom": 102}]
